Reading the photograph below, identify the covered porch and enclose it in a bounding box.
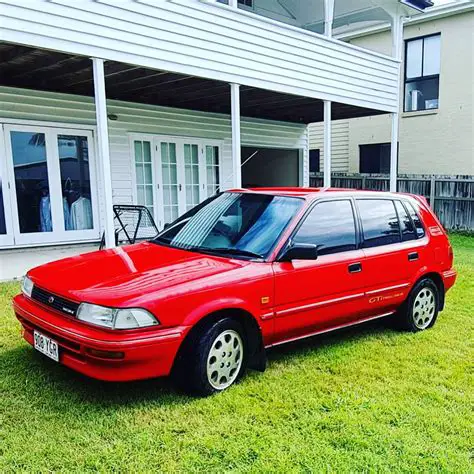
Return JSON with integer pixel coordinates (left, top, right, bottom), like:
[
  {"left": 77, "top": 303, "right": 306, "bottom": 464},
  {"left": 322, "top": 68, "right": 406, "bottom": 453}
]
[{"left": 0, "top": 44, "right": 391, "bottom": 256}]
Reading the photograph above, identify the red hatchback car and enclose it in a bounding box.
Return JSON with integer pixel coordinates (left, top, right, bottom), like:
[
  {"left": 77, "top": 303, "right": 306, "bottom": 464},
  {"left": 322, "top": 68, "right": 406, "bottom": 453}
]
[{"left": 14, "top": 188, "right": 456, "bottom": 395}]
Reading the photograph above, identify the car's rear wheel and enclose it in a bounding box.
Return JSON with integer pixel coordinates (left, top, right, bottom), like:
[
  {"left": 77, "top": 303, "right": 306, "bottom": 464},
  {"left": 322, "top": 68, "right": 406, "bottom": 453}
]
[
  {"left": 175, "top": 317, "right": 247, "bottom": 396},
  {"left": 399, "top": 278, "right": 439, "bottom": 332}
]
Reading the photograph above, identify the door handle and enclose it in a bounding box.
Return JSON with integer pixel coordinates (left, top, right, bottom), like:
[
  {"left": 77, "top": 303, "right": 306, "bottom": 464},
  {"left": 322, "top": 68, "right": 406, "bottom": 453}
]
[
  {"left": 348, "top": 262, "right": 362, "bottom": 273},
  {"left": 408, "top": 251, "right": 419, "bottom": 261}
]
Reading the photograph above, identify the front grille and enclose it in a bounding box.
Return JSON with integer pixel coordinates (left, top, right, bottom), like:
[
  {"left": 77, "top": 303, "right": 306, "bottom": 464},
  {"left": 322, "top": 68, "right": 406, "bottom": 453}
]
[{"left": 31, "top": 286, "right": 80, "bottom": 317}]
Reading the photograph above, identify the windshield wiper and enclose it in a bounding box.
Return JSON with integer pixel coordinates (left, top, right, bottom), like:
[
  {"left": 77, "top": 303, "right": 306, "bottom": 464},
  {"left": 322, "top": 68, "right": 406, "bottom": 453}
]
[
  {"left": 207, "top": 248, "right": 264, "bottom": 259},
  {"left": 149, "top": 241, "right": 263, "bottom": 259}
]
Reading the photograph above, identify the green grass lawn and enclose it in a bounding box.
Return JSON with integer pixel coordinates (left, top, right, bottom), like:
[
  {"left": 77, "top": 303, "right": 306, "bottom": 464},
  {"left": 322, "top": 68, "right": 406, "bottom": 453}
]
[{"left": 0, "top": 235, "right": 473, "bottom": 472}]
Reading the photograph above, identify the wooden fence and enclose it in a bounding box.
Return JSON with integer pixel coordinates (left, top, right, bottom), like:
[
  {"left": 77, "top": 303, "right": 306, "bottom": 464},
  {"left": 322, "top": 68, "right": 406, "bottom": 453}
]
[{"left": 309, "top": 173, "right": 474, "bottom": 232}]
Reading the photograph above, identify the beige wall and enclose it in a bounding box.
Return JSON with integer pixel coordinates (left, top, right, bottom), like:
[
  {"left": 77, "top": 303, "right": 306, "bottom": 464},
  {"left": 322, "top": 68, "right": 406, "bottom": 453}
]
[{"left": 309, "top": 10, "right": 474, "bottom": 175}]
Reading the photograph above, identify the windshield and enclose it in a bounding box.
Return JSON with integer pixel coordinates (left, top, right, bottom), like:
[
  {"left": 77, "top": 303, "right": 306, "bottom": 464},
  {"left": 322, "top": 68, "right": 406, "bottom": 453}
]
[{"left": 153, "top": 192, "right": 303, "bottom": 259}]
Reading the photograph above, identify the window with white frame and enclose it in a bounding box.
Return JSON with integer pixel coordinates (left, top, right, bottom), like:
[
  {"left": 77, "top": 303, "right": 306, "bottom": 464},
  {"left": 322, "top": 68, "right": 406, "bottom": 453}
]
[
  {"left": 205, "top": 145, "right": 220, "bottom": 197},
  {"left": 131, "top": 136, "right": 222, "bottom": 229},
  {"left": 0, "top": 124, "right": 100, "bottom": 247},
  {"left": 404, "top": 34, "right": 441, "bottom": 112}
]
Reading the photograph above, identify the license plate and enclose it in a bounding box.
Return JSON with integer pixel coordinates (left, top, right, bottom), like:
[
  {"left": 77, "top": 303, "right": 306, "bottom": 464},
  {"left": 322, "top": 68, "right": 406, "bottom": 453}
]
[{"left": 33, "top": 330, "right": 59, "bottom": 362}]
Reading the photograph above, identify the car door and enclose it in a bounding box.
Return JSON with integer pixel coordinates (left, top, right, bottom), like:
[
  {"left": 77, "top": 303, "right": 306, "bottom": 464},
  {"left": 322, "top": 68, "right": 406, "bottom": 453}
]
[
  {"left": 355, "top": 198, "right": 420, "bottom": 316},
  {"left": 272, "top": 198, "right": 366, "bottom": 343}
]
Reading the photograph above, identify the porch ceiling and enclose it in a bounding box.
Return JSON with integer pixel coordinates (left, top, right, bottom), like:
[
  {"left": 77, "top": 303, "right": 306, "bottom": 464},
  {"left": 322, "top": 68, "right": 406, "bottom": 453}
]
[{"left": 0, "top": 43, "right": 386, "bottom": 124}]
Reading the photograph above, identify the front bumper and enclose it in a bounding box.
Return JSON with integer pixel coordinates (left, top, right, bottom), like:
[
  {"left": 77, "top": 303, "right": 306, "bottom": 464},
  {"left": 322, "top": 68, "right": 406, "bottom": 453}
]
[{"left": 13, "top": 294, "right": 188, "bottom": 382}]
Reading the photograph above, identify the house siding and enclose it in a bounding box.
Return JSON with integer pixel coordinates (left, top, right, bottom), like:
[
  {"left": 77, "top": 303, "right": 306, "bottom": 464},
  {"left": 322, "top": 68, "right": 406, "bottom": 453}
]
[
  {"left": 308, "top": 121, "right": 350, "bottom": 172},
  {"left": 0, "top": 0, "right": 399, "bottom": 112}
]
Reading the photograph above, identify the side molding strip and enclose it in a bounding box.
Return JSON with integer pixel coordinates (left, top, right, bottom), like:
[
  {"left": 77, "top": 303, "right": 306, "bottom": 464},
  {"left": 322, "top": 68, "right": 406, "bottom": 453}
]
[{"left": 266, "top": 311, "right": 395, "bottom": 348}]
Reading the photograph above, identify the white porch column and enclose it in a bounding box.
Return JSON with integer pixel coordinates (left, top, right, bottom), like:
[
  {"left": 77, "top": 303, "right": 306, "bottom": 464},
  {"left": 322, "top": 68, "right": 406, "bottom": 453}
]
[
  {"left": 92, "top": 58, "right": 115, "bottom": 248},
  {"left": 324, "top": 0, "right": 335, "bottom": 37},
  {"left": 230, "top": 83, "right": 242, "bottom": 188},
  {"left": 323, "top": 0, "right": 334, "bottom": 188},
  {"left": 323, "top": 100, "right": 332, "bottom": 188},
  {"left": 390, "top": 13, "right": 404, "bottom": 192}
]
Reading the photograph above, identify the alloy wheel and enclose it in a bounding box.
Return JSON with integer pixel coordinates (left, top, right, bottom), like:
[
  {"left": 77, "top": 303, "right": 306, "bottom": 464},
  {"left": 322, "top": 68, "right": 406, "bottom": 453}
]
[
  {"left": 413, "top": 287, "right": 436, "bottom": 329},
  {"left": 206, "top": 329, "right": 243, "bottom": 390}
]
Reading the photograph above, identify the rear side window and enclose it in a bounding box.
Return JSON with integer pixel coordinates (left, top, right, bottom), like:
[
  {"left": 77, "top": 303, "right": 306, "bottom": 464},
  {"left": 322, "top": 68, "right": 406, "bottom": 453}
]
[
  {"left": 394, "top": 200, "right": 417, "bottom": 241},
  {"left": 293, "top": 200, "right": 356, "bottom": 255},
  {"left": 405, "top": 201, "right": 425, "bottom": 238},
  {"left": 357, "top": 199, "right": 401, "bottom": 248}
]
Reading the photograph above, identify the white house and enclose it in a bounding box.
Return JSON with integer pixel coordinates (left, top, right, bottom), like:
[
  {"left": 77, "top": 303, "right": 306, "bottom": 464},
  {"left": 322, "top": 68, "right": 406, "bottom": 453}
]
[{"left": 0, "top": 0, "right": 433, "bottom": 280}]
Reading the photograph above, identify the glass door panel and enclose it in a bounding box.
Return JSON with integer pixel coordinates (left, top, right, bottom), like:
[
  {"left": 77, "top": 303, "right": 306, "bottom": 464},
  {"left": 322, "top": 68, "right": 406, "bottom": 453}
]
[
  {"left": 134, "top": 140, "right": 155, "bottom": 218},
  {"left": 205, "top": 145, "right": 220, "bottom": 197},
  {"left": 58, "top": 134, "right": 94, "bottom": 231},
  {"left": 161, "top": 142, "right": 179, "bottom": 224},
  {"left": 184, "top": 143, "right": 200, "bottom": 212},
  {"left": 0, "top": 130, "right": 13, "bottom": 246},
  {"left": 10, "top": 131, "right": 52, "bottom": 234},
  {"left": 0, "top": 169, "right": 6, "bottom": 237}
]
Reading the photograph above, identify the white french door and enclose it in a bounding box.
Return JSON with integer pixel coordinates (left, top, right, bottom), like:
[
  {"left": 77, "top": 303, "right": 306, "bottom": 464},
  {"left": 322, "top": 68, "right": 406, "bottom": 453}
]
[
  {"left": 0, "top": 130, "right": 14, "bottom": 246},
  {"left": 131, "top": 135, "right": 222, "bottom": 230},
  {"left": 3, "top": 124, "right": 100, "bottom": 246}
]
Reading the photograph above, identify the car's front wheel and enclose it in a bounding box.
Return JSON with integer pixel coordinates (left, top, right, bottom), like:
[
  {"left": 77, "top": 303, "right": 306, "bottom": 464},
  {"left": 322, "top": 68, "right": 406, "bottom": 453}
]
[
  {"left": 176, "top": 317, "right": 247, "bottom": 396},
  {"left": 399, "top": 278, "right": 440, "bottom": 332}
]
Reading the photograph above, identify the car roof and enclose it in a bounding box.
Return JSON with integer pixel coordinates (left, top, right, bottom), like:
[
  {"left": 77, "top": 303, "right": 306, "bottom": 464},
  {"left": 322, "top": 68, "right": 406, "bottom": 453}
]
[{"left": 228, "top": 187, "right": 415, "bottom": 201}]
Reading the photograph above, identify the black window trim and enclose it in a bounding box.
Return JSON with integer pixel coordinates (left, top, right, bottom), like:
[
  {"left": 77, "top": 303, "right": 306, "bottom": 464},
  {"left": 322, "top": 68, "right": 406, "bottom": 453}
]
[
  {"left": 403, "top": 33, "right": 441, "bottom": 113},
  {"left": 276, "top": 197, "right": 361, "bottom": 261}
]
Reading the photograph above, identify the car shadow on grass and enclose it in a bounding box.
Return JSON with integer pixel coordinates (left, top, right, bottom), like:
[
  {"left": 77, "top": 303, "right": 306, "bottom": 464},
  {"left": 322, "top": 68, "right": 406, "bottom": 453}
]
[
  {"left": 1, "top": 318, "right": 398, "bottom": 408},
  {"left": 266, "top": 318, "right": 397, "bottom": 363}
]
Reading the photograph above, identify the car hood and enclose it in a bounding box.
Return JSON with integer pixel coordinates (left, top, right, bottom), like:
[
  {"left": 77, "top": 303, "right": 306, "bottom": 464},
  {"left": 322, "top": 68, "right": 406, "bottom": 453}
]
[{"left": 28, "top": 242, "right": 247, "bottom": 306}]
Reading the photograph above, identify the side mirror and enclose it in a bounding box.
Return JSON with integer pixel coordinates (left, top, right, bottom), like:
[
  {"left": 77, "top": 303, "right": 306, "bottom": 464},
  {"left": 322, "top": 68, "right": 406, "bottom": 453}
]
[{"left": 279, "top": 243, "right": 318, "bottom": 262}]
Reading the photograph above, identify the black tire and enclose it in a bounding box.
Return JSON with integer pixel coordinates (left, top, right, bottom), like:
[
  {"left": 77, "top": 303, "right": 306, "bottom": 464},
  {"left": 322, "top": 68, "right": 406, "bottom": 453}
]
[
  {"left": 174, "top": 317, "right": 247, "bottom": 396},
  {"left": 398, "top": 278, "right": 440, "bottom": 332}
]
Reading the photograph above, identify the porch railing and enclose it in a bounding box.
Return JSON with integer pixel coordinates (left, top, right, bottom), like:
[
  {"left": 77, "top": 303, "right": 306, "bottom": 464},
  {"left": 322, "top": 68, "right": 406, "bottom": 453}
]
[{"left": 309, "top": 173, "right": 474, "bottom": 232}]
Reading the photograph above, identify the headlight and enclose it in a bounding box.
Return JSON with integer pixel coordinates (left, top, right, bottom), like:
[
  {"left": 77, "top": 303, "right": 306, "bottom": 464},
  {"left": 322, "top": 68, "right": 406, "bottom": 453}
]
[
  {"left": 22, "top": 276, "right": 34, "bottom": 298},
  {"left": 76, "top": 303, "right": 159, "bottom": 330}
]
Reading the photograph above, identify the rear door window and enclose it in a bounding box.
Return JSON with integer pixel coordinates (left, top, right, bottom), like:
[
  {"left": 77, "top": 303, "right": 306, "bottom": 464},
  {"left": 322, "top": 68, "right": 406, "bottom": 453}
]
[
  {"left": 357, "top": 199, "right": 401, "bottom": 248},
  {"left": 394, "top": 200, "right": 416, "bottom": 241},
  {"left": 404, "top": 201, "right": 425, "bottom": 238},
  {"left": 293, "top": 200, "right": 357, "bottom": 255}
]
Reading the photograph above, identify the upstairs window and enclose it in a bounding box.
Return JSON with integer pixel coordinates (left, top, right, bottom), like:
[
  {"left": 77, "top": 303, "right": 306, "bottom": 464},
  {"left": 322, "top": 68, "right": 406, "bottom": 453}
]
[{"left": 404, "top": 34, "right": 441, "bottom": 112}]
